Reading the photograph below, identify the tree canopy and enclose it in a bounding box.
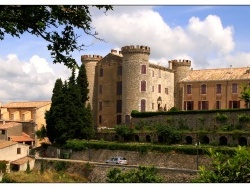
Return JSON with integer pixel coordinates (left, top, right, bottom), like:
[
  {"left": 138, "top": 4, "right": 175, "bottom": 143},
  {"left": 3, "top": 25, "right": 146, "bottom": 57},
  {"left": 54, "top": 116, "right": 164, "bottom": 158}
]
[
  {"left": 195, "top": 146, "right": 250, "bottom": 183},
  {"left": 106, "top": 166, "right": 163, "bottom": 183},
  {"left": 0, "top": 5, "right": 113, "bottom": 69},
  {"left": 45, "top": 66, "right": 95, "bottom": 144}
]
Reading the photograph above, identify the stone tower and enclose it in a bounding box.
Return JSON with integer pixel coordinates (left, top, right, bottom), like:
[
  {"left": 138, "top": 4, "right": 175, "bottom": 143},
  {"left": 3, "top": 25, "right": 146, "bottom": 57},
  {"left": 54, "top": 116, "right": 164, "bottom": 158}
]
[
  {"left": 170, "top": 59, "right": 191, "bottom": 110},
  {"left": 121, "top": 45, "right": 150, "bottom": 123},
  {"left": 81, "top": 54, "right": 102, "bottom": 128}
]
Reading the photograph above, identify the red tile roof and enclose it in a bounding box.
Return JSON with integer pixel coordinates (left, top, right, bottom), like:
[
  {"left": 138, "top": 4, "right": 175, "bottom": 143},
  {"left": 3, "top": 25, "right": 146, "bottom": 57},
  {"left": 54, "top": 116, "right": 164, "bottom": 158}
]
[
  {"left": 0, "top": 140, "right": 17, "bottom": 149},
  {"left": 9, "top": 133, "right": 34, "bottom": 142},
  {"left": 181, "top": 67, "right": 250, "bottom": 82},
  {"left": 2, "top": 101, "right": 51, "bottom": 108},
  {"left": 11, "top": 156, "right": 34, "bottom": 165},
  {"left": 0, "top": 122, "right": 21, "bottom": 130}
]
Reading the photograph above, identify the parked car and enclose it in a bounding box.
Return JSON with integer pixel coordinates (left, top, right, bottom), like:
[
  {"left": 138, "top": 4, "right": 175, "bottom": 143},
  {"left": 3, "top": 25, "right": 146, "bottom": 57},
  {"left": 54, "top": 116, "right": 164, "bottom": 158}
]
[{"left": 105, "top": 156, "right": 128, "bottom": 165}]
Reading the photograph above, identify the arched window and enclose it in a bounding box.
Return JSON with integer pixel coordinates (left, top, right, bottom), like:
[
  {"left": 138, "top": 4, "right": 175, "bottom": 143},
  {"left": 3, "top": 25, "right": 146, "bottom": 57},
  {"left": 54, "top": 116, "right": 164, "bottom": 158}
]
[{"left": 141, "top": 64, "right": 146, "bottom": 74}]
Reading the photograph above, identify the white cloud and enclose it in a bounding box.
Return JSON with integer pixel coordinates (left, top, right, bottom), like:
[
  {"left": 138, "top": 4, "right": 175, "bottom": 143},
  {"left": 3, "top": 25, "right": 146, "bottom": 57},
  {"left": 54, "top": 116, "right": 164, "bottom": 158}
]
[
  {"left": 92, "top": 7, "right": 240, "bottom": 69},
  {"left": 0, "top": 54, "right": 71, "bottom": 103}
]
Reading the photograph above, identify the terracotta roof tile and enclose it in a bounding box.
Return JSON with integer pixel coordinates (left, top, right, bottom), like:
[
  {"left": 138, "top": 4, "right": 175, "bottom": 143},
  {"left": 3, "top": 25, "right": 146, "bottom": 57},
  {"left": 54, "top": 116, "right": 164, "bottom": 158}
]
[
  {"left": 2, "top": 101, "right": 51, "bottom": 108},
  {"left": 9, "top": 133, "right": 34, "bottom": 142},
  {"left": 0, "top": 140, "right": 17, "bottom": 149},
  {"left": 181, "top": 67, "right": 250, "bottom": 82},
  {"left": 11, "top": 156, "right": 34, "bottom": 165},
  {"left": 0, "top": 122, "right": 21, "bottom": 129}
]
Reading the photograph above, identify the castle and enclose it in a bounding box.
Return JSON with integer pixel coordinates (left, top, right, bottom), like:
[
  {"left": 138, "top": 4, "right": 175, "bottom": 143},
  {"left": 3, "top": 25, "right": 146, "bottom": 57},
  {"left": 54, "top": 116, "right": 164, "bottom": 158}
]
[{"left": 82, "top": 45, "right": 250, "bottom": 129}]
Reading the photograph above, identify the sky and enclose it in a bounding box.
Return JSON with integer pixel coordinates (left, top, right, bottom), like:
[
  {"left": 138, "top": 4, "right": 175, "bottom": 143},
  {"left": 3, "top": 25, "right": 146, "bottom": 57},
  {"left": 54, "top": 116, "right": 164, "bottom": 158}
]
[{"left": 1, "top": 3, "right": 250, "bottom": 104}]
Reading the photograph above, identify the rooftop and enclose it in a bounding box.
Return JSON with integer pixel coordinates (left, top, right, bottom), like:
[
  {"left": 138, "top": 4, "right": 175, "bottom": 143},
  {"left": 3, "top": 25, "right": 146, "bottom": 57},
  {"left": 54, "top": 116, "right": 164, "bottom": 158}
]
[
  {"left": 181, "top": 67, "right": 250, "bottom": 82},
  {"left": 9, "top": 133, "right": 34, "bottom": 142},
  {"left": 11, "top": 156, "right": 34, "bottom": 165},
  {"left": 1, "top": 101, "right": 51, "bottom": 108},
  {"left": 0, "top": 140, "right": 17, "bottom": 149},
  {"left": 0, "top": 122, "right": 21, "bottom": 130}
]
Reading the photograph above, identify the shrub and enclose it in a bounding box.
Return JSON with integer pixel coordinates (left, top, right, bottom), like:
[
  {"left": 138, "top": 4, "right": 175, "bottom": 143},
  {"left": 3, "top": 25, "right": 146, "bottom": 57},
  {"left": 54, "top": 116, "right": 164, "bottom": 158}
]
[
  {"left": 216, "top": 113, "right": 228, "bottom": 123},
  {"left": 238, "top": 114, "right": 250, "bottom": 123}
]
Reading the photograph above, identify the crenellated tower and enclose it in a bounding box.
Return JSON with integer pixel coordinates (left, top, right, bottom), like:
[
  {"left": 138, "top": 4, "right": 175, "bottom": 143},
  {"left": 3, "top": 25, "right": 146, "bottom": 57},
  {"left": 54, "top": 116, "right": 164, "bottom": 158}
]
[
  {"left": 81, "top": 54, "right": 102, "bottom": 128},
  {"left": 121, "top": 45, "right": 150, "bottom": 123},
  {"left": 169, "top": 59, "right": 191, "bottom": 110}
]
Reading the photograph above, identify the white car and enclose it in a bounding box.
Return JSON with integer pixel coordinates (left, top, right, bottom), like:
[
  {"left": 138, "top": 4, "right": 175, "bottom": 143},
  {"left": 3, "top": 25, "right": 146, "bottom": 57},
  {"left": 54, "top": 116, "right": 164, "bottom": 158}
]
[{"left": 105, "top": 157, "right": 127, "bottom": 165}]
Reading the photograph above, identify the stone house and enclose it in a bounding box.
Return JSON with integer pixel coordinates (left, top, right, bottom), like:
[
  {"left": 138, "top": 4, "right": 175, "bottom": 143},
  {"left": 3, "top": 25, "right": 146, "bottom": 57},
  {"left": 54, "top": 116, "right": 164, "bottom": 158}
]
[
  {"left": 0, "top": 140, "right": 35, "bottom": 173},
  {"left": 0, "top": 121, "right": 34, "bottom": 147},
  {"left": 0, "top": 101, "right": 51, "bottom": 147}
]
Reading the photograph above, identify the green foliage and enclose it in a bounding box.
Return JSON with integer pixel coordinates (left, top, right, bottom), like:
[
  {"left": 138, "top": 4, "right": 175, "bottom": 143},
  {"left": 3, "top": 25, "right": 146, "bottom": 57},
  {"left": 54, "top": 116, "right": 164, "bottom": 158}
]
[
  {"left": 54, "top": 161, "right": 69, "bottom": 172},
  {"left": 0, "top": 5, "right": 113, "bottom": 69},
  {"left": 114, "top": 125, "right": 134, "bottom": 137},
  {"left": 76, "top": 64, "right": 89, "bottom": 105},
  {"left": 169, "top": 107, "right": 178, "bottom": 112},
  {"left": 106, "top": 166, "right": 163, "bottom": 183},
  {"left": 45, "top": 66, "right": 95, "bottom": 144},
  {"left": 240, "top": 83, "right": 250, "bottom": 108},
  {"left": 195, "top": 146, "right": 250, "bottom": 183},
  {"left": 216, "top": 113, "right": 228, "bottom": 123},
  {"left": 26, "top": 160, "right": 31, "bottom": 174},
  {"left": 0, "top": 160, "right": 8, "bottom": 173},
  {"left": 35, "top": 125, "right": 47, "bottom": 140},
  {"left": 155, "top": 124, "right": 181, "bottom": 144},
  {"left": 238, "top": 113, "right": 250, "bottom": 123}
]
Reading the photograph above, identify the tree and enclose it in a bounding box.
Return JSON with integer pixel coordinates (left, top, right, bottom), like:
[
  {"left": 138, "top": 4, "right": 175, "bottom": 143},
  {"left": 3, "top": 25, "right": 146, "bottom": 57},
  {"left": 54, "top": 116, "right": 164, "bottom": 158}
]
[
  {"left": 0, "top": 5, "right": 113, "bottom": 69},
  {"left": 77, "top": 63, "right": 89, "bottom": 105},
  {"left": 195, "top": 146, "right": 250, "bottom": 183},
  {"left": 240, "top": 83, "right": 250, "bottom": 108},
  {"left": 106, "top": 166, "right": 163, "bottom": 183}
]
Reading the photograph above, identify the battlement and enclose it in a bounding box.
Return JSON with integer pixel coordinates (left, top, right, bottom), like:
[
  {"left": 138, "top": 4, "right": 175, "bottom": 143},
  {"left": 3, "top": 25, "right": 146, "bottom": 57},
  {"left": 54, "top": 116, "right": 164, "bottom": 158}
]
[
  {"left": 111, "top": 49, "right": 122, "bottom": 55},
  {"left": 169, "top": 59, "right": 191, "bottom": 67},
  {"left": 81, "top": 55, "right": 103, "bottom": 62},
  {"left": 121, "top": 45, "right": 150, "bottom": 55}
]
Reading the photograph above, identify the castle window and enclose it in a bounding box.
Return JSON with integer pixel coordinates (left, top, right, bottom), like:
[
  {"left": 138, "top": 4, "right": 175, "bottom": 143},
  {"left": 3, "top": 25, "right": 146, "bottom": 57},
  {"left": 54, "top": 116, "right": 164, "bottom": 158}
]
[
  {"left": 141, "top": 99, "right": 146, "bottom": 112},
  {"left": 99, "top": 115, "right": 102, "bottom": 124},
  {"left": 152, "top": 70, "right": 154, "bottom": 77},
  {"left": 184, "top": 101, "right": 194, "bottom": 110},
  {"left": 1, "top": 130, "right": 5, "bottom": 135},
  {"left": 216, "top": 84, "right": 222, "bottom": 94},
  {"left": 99, "top": 102, "right": 102, "bottom": 111},
  {"left": 201, "top": 84, "right": 207, "bottom": 94},
  {"left": 152, "top": 103, "right": 154, "bottom": 110},
  {"left": 116, "top": 100, "right": 122, "bottom": 113},
  {"left": 117, "top": 66, "right": 122, "bottom": 75},
  {"left": 152, "top": 86, "right": 154, "bottom": 92},
  {"left": 186, "top": 85, "right": 192, "bottom": 94},
  {"left": 125, "top": 115, "right": 130, "bottom": 124},
  {"left": 10, "top": 114, "right": 14, "bottom": 120},
  {"left": 117, "top": 81, "right": 122, "bottom": 95},
  {"left": 99, "top": 85, "right": 102, "bottom": 94},
  {"left": 229, "top": 100, "right": 240, "bottom": 109},
  {"left": 116, "top": 115, "right": 122, "bottom": 124},
  {"left": 141, "top": 65, "right": 146, "bottom": 74},
  {"left": 232, "top": 83, "right": 238, "bottom": 93},
  {"left": 17, "top": 148, "right": 21, "bottom": 154},
  {"left": 216, "top": 101, "right": 221, "bottom": 109},
  {"left": 141, "top": 80, "right": 146, "bottom": 92},
  {"left": 100, "top": 68, "right": 103, "bottom": 77},
  {"left": 158, "top": 84, "right": 161, "bottom": 93},
  {"left": 158, "top": 69, "right": 161, "bottom": 78},
  {"left": 165, "top": 88, "right": 168, "bottom": 94},
  {"left": 198, "top": 101, "right": 209, "bottom": 110}
]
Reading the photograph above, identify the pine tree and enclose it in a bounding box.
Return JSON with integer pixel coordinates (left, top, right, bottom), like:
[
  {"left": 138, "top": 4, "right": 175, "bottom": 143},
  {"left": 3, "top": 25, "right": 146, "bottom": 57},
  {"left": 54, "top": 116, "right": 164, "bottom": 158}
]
[{"left": 77, "top": 64, "right": 89, "bottom": 105}]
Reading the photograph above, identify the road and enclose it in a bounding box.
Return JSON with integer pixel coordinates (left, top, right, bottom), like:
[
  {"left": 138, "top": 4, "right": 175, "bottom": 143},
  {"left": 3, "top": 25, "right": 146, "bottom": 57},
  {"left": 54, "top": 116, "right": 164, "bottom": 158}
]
[{"left": 34, "top": 156, "right": 199, "bottom": 174}]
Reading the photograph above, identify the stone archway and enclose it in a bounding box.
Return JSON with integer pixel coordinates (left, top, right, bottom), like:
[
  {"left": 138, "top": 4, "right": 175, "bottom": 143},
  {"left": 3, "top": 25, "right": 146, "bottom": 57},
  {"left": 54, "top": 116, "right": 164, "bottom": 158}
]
[
  {"left": 158, "top": 135, "right": 164, "bottom": 143},
  {"left": 200, "top": 136, "right": 210, "bottom": 144},
  {"left": 185, "top": 136, "right": 193, "bottom": 144},
  {"left": 134, "top": 135, "right": 140, "bottom": 142},
  {"left": 146, "top": 135, "right": 151, "bottom": 143},
  {"left": 238, "top": 137, "right": 247, "bottom": 146},
  {"left": 219, "top": 136, "right": 228, "bottom": 146}
]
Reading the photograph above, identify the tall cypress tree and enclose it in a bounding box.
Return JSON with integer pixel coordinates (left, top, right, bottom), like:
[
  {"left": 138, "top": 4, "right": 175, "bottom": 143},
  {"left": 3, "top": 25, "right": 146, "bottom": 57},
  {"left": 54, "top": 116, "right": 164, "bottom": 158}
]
[
  {"left": 76, "top": 63, "right": 89, "bottom": 105},
  {"left": 45, "top": 78, "right": 65, "bottom": 144}
]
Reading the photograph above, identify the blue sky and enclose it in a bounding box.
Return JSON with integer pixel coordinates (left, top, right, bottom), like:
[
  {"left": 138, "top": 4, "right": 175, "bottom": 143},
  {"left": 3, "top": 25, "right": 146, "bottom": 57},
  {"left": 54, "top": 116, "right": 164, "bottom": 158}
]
[{"left": 1, "top": 5, "right": 250, "bottom": 103}]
